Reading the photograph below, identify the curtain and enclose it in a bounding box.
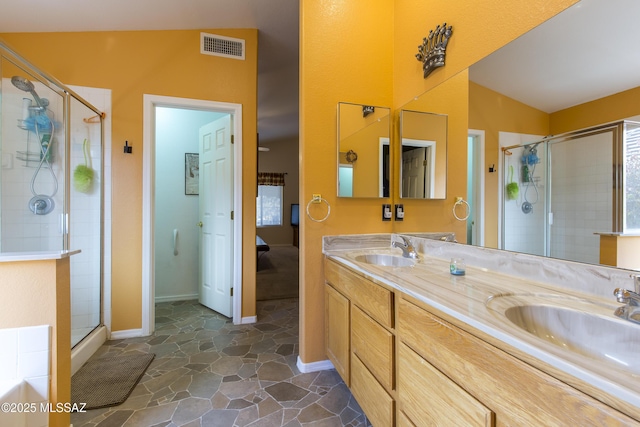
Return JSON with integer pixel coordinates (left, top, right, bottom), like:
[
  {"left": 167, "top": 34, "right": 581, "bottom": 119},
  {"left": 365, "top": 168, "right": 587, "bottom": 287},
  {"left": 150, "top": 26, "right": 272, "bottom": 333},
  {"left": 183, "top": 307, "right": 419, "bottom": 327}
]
[{"left": 258, "top": 172, "right": 285, "bottom": 186}]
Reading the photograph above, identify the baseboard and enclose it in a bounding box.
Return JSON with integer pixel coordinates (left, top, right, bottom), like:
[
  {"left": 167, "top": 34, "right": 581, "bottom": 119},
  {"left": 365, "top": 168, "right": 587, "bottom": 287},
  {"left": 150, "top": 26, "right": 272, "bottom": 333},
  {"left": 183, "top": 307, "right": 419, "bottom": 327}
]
[
  {"left": 296, "top": 356, "right": 334, "bottom": 373},
  {"left": 110, "top": 328, "right": 145, "bottom": 339},
  {"left": 154, "top": 293, "right": 198, "bottom": 303},
  {"left": 240, "top": 315, "right": 257, "bottom": 324}
]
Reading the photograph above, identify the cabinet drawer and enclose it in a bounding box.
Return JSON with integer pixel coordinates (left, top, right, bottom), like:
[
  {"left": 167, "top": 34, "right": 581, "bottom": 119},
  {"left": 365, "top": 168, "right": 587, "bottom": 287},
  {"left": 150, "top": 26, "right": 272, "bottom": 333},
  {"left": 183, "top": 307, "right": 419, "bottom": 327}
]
[
  {"left": 398, "top": 297, "right": 638, "bottom": 426},
  {"left": 325, "top": 284, "right": 350, "bottom": 385},
  {"left": 325, "top": 258, "right": 393, "bottom": 328},
  {"left": 399, "top": 342, "right": 494, "bottom": 427},
  {"left": 351, "top": 353, "right": 394, "bottom": 427},
  {"left": 351, "top": 305, "right": 394, "bottom": 391}
]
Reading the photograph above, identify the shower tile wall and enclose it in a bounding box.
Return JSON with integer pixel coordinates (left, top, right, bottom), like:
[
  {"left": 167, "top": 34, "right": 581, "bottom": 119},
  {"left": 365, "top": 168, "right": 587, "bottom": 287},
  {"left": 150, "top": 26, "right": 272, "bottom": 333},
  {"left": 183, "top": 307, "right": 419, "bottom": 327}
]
[
  {"left": 1, "top": 80, "right": 65, "bottom": 252},
  {"left": 501, "top": 132, "right": 546, "bottom": 256}
]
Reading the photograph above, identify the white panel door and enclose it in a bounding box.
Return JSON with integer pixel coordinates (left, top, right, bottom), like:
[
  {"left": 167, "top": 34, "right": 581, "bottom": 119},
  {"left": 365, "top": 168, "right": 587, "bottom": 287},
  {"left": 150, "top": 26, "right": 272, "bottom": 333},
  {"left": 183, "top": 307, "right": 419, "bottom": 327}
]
[
  {"left": 198, "top": 115, "right": 233, "bottom": 317},
  {"left": 402, "top": 147, "right": 426, "bottom": 198}
]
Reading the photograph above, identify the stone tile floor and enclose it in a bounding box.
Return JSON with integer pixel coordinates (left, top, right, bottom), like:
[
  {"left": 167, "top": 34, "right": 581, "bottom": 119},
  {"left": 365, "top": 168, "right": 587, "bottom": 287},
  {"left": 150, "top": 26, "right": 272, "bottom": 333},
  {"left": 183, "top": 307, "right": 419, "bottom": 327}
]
[{"left": 71, "top": 298, "right": 371, "bottom": 427}]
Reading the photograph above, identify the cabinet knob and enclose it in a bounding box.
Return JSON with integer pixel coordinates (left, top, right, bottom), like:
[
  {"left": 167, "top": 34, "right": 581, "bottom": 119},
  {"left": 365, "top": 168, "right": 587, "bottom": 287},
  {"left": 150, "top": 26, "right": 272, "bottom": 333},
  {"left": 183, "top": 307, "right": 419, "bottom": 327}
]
[{"left": 197, "top": 221, "right": 203, "bottom": 228}]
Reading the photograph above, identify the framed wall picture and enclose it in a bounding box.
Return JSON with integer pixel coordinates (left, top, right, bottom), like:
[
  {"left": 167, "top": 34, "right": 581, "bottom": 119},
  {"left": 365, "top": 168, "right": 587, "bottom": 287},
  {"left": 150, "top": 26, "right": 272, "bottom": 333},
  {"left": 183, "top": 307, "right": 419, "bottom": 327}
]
[{"left": 185, "top": 153, "right": 199, "bottom": 195}]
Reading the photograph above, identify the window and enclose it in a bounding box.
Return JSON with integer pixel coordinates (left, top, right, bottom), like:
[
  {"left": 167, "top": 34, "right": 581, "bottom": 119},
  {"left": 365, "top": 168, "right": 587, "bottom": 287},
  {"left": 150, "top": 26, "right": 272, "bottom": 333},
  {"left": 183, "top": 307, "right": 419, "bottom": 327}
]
[
  {"left": 257, "top": 185, "right": 283, "bottom": 226},
  {"left": 625, "top": 122, "right": 640, "bottom": 232}
]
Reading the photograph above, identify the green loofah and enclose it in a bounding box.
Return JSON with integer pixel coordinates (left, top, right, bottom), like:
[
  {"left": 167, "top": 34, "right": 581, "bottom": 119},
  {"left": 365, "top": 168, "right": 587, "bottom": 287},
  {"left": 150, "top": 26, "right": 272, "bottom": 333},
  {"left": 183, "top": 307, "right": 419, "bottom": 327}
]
[
  {"left": 506, "top": 165, "right": 519, "bottom": 200},
  {"left": 74, "top": 139, "right": 94, "bottom": 193}
]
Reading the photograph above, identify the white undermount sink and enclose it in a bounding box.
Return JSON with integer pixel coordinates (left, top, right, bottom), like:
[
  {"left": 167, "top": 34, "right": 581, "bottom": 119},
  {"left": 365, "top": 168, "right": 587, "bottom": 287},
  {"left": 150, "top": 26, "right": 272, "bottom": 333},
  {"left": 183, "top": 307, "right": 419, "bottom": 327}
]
[
  {"left": 486, "top": 293, "right": 640, "bottom": 375},
  {"left": 354, "top": 254, "right": 415, "bottom": 267}
]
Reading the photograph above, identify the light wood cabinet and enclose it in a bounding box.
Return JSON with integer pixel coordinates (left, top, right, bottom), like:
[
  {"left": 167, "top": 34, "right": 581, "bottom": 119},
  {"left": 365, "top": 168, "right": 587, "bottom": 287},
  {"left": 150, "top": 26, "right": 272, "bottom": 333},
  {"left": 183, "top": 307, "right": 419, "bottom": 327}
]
[
  {"left": 352, "top": 305, "right": 394, "bottom": 391},
  {"left": 351, "top": 353, "right": 394, "bottom": 427},
  {"left": 398, "top": 342, "right": 493, "bottom": 426},
  {"left": 397, "top": 296, "right": 638, "bottom": 426},
  {"left": 324, "top": 284, "right": 350, "bottom": 385},
  {"left": 324, "top": 257, "right": 393, "bottom": 328},
  {"left": 324, "top": 257, "right": 639, "bottom": 426},
  {"left": 325, "top": 258, "right": 396, "bottom": 425}
]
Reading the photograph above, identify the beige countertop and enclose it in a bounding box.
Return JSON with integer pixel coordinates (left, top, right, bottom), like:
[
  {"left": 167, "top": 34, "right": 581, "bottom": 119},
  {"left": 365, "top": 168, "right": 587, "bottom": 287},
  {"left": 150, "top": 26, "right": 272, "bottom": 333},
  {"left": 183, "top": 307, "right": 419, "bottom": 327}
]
[{"left": 324, "top": 236, "right": 640, "bottom": 417}]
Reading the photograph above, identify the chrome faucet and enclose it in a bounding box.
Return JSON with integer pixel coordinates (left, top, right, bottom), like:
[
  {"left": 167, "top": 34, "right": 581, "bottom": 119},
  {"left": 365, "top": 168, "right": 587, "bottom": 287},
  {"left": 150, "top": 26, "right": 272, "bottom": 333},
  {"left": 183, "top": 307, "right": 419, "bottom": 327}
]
[
  {"left": 613, "top": 275, "right": 640, "bottom": 325},
  {"left": 392, "top": 236, "right": 419, "bottom": 259}
]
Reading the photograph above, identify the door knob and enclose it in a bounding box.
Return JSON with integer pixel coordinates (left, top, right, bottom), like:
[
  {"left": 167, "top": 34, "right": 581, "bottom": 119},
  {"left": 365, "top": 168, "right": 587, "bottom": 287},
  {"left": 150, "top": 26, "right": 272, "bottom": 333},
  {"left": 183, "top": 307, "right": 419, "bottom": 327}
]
[{"left": 197, "top": 221, "right": 203, "bottom": 227}]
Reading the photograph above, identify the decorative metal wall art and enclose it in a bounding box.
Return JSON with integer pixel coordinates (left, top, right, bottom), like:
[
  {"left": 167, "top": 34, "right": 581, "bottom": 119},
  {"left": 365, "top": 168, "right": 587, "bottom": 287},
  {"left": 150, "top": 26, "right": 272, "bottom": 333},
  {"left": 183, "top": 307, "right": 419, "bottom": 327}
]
[
  {"left": 362, "top": 105, "right": 375, "bottom": 117},
  {"left": 345, "top": 150, "right": 358, "bottom": 163},
  {"left": 415, "top": 23, "right": 453, "bottom": 79}
]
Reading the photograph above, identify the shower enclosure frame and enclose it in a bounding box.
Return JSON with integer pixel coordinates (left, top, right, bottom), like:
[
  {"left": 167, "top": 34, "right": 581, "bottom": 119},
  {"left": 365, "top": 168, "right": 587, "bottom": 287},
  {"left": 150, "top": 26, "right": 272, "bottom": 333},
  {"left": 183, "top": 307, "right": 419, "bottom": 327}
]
[
  {"left": 500, "top": 120, "right": 638, "bottom": 262},
  {"left": 1, "top": 40, "right": 105, "bottom": 348}
]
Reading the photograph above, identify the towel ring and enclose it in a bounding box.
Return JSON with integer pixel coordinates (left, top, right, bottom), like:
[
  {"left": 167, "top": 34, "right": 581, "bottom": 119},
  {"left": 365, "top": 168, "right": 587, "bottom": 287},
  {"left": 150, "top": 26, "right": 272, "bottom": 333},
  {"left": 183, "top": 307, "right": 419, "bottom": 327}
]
[
  {"left": 453, "top": 197, "right": 470, "bottom": 221},
  {"left": 306, "top": 196, "right": 331, "bottom": 223}
]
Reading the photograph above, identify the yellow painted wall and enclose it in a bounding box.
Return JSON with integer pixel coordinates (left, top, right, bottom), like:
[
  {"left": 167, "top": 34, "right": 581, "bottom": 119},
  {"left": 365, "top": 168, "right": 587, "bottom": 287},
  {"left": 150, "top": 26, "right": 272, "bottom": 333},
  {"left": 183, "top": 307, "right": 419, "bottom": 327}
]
[
  {"left": 469, "top": 82, "right": 550, "bottom": 248},
  {"left": 0, "top": 258, "right": 71, "bottom": 427},
  {"left": 299, "top": 0, "right": 395, "bottom": 364},
  {"left": 0, "top": 29, "right": 259, "bottom": 329},
  {"left": 551, "top": 85, "right": 640, "bottom": 134},
  {"left": 300, "top": 0, "right": 578, "bottom": 364},
  {"left": 392, "top": 0, "right": 578, "bottom": 108}
]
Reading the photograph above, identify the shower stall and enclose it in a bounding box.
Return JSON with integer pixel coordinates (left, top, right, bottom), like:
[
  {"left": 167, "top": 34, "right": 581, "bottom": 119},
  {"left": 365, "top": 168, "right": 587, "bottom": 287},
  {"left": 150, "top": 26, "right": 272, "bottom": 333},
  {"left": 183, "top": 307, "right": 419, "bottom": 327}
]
[
  {"left": 501, "top": 121, "right": 640, "bottom": 266},
  {"left": 0, "top": 41, "right": 104, "bottom": 348}
]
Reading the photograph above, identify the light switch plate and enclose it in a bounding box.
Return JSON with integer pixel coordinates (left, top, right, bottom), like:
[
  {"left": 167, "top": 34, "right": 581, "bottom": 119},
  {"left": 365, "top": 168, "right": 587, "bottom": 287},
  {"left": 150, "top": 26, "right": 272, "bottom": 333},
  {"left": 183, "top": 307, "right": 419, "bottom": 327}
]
[
  {"left": 382, "top": 204, "right": 392, "bottom": 221},
  {"left": 395, "top": 204, "right": 404, "bottom": 221}
]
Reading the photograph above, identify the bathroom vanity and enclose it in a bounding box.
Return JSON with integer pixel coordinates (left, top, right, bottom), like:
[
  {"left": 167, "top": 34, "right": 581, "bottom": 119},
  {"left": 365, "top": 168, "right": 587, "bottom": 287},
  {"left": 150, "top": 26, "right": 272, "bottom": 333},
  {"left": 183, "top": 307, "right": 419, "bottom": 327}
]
[{"left": 323, "top": 234, "right": 640, "bottom": 426}]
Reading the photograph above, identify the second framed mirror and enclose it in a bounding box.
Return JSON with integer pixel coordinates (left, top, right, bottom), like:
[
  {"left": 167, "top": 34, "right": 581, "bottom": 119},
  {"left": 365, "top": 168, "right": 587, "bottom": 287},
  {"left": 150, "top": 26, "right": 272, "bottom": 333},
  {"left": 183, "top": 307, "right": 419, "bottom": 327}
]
[{"left": 400, "top": 110, "right": 447, "bottom": 199}]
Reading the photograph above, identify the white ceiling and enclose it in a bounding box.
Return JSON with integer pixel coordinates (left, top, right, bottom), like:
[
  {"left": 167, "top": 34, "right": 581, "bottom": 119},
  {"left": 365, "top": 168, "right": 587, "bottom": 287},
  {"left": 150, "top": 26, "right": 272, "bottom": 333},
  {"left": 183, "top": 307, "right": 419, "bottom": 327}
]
[
  {"left": 0, "top": 0, "right": 299, "bottom": 144},
  {"left": 469, "top": 0, "right": 640, "bottom": 113}
]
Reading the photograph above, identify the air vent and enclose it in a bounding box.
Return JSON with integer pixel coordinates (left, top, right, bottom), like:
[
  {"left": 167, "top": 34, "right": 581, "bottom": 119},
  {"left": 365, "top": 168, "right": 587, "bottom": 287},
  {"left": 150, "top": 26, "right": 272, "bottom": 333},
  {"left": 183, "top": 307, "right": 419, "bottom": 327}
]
[{"left": 201, "top": 33, "right": 245, "bottom": 60}]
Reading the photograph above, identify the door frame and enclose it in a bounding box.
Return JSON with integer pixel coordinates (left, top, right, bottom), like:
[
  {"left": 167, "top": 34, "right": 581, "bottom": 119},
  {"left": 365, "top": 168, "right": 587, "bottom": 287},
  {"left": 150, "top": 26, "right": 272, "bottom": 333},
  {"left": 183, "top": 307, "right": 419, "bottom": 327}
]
[
  {"left": 142, "top": 94, "right": 243, "bottom": 335},
  {"left": 468, "top": 129, "right": 485, "bottom": 246}
]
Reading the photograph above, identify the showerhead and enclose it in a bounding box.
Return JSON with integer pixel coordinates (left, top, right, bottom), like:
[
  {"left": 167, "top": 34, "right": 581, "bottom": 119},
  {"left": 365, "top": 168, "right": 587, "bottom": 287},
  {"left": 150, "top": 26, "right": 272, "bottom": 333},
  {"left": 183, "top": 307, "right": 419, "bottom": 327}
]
[
  {"left": 11, "top": 75, "right": 35, "bottom": 92},
  {"left": 11, "top": 76, "right": 48, "bottom": 110}
]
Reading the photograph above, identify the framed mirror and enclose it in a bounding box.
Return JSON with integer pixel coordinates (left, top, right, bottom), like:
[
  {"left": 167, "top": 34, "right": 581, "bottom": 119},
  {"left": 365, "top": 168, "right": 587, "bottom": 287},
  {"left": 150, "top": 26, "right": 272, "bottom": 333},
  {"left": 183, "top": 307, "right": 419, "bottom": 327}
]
[
  {"left": 337, "top": 102, "right": 390, "bottom": 198},
  {"left": 399, "top": 110, "right": 447, "bottom": 199}
]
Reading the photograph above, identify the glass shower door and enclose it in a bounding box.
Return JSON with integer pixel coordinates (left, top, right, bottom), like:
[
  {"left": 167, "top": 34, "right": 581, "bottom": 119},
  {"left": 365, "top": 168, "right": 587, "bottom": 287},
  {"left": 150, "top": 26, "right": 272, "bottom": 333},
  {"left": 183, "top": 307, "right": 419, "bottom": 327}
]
[
  {"left": 69, "top": 96, "right": 103, "bottom": 348},
  {"left": 547, "top": 130, "right": 614, "bottom": 264}
]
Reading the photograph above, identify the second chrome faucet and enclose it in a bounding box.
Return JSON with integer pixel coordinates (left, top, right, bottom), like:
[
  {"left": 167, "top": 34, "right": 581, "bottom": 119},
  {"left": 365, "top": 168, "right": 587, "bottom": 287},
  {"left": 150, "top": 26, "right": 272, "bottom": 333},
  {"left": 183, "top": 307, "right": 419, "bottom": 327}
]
[{"left": 613, "top": 275, "right": 640, "bottom": 325}]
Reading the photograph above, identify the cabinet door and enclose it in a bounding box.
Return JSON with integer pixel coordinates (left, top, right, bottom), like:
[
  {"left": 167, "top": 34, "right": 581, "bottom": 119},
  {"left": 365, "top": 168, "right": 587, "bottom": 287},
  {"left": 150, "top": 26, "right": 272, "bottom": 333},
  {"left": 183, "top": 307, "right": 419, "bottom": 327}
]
[
  {"left": 325, "top": 284, "right": 350, "bottom": 385},
  {"left": 399, "top": 343, "right": 494, "bottom": 427}
]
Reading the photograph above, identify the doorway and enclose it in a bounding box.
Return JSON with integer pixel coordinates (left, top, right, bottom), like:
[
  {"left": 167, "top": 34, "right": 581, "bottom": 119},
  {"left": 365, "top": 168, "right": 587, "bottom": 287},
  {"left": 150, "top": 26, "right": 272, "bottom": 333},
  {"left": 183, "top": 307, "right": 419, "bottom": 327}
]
[{"left": 142, "top": 95, "right": 243, "bottom": 335}]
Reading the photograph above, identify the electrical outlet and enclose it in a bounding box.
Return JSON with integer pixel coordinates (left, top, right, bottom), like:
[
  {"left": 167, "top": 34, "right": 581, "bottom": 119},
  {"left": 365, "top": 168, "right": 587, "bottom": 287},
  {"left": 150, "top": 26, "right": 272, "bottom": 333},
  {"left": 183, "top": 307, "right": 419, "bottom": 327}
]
[
  {"left": 382, "top": 204, "right": 392, "bottom": 221},
  {"left": 395, "top": 204, "right": 404, "bottom": 221}
]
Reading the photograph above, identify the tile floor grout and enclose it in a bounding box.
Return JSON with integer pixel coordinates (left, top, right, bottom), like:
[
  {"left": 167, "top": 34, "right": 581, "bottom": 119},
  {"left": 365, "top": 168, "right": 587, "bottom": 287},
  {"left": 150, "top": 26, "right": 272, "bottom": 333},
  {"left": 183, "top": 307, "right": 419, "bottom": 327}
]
[{"left": 71, "top": 298, "right": 370, "bottom": 427}]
